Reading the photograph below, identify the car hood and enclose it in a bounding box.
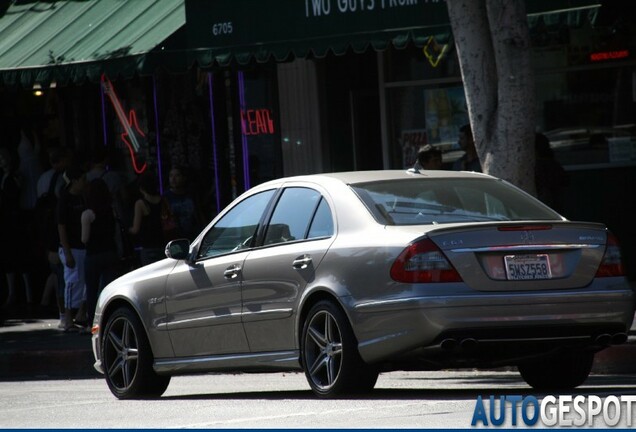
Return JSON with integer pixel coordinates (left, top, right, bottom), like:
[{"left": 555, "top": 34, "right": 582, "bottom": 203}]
[{"left": 106, "top": 257, "right": 178, "bottom": 290}]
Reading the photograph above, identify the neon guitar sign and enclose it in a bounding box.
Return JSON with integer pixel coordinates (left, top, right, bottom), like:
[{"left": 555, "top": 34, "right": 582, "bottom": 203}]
[{"left": 101, "top": 74, "right": 147, "bottom": 174}]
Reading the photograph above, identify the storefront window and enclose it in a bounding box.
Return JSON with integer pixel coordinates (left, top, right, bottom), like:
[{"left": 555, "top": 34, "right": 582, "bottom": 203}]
[
  {"left": 536, "top": 66, "right": 636, "bottom": 168},
  {"left": 529, "top": 1, "right": 636, "bottom": 168},
  {"left": 528, "top": 1, "right": 635, "bottom": 68},
  {"left": 236, "top": 67, "right": 283, "bottom": 189},
  {"left": 387, "top": 83, "right": 468, "bottom": 169},
  {"left": 382, "top": 2, "right": 636, "bottom": 171}
]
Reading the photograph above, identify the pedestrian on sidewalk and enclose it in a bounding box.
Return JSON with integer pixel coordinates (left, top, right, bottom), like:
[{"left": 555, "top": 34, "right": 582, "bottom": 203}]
[
  {"left": 57, "top": 167, "right": 87, "bottom": 332},
  {"left": 81, "top": 178, "right": 119, "bottom": 332},
  {"left": 129, "top": 172, "right": 165, "bottom": 266},
  {"left": 36, "top": 147, "right": 72, "bottom": 327},
  {"left": 164, "top": 165, "right": 205, "bottom": 242},
  {"left": 0, "top": 147, "right": 36, "bottom": 313}
]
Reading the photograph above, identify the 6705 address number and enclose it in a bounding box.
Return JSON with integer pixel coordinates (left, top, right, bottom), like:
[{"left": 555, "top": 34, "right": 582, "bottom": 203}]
[{"left": 212, "top": 22, "right": 233, "bottom": 36}]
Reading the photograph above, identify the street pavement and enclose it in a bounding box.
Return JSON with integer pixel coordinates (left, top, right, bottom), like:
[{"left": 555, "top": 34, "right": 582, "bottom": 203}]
[{"left": 0, "top": 313, "right": 634, "bottom": 381}]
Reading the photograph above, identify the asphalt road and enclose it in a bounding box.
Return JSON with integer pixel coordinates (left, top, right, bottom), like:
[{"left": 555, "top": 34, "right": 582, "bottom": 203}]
[{"left": 1, "top": 371, "right": 635, "bottom": 428}]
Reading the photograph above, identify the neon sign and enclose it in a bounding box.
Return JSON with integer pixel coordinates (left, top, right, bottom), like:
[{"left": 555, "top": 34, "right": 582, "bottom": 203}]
[
  {"left": 590, "top": 50, "right": 629, "bottom": 62},
  {"left": 423, "top": 36, "right": 449, "bottom": 68},
  {"left": 240, "top": 108, "right": 275, "bottom": 136},
  {"left": 101, "top": 74, "right": 148, "bottom": 174}
]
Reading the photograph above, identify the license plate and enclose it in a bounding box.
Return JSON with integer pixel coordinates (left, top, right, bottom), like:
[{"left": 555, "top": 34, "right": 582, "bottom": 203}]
[{"left": 504, "top": 254, "right": 552, "bottom": 280}]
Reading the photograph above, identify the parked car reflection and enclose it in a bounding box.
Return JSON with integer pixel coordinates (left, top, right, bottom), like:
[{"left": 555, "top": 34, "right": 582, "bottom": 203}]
[{"left": 545, "top": 126, "right": 636, "bottom": 166}]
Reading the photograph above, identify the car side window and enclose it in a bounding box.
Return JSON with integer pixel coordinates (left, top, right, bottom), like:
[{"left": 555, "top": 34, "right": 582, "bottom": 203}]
[
  {"left": 307, "top": 198, "right": 334, "bottom": 239},
  {"left": 198, "top": 190, "right": 275, "bottom": 259},
  {"left": 264, "top": 187, "right": 321, "bottom": 246}
]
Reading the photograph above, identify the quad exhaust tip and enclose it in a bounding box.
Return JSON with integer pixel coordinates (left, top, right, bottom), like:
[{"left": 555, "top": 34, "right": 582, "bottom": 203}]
[
  {"left": 611, "top": 332, "right": 628, "bottom": 345},
  {"left": 594, "top": 333, "right": 628, "bottom": 346},
  {"left": 595, "top": 334, "right": 612, "bottom": 345},
  {"left": 460, "top": 338, "right": 478, "bottom": 350},
  {"left": 440, "top": 338, "right": 457, "bottom": 351}
]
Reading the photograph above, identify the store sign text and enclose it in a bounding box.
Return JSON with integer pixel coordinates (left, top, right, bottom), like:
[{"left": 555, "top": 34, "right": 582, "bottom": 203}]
[
  {"left": 241, "top": 109, "right": 275, "bottom": 136},
  {"left": 590, "top": 50, "right": 629, "bottom": 62},
  {"left": 305, "top": 0, "right": 431, "bottom": 17}
]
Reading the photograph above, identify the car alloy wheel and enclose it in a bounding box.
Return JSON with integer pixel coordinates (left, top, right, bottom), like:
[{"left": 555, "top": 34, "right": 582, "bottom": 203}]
[
  {"left": 301, "top": 300, "right": 378, "bottom": 397},
  {"left": 304, "top": 308, "right": 343, "bottom": 392},
  {"left": 102, "top": 307, "right": 170, "bottom": 399}
]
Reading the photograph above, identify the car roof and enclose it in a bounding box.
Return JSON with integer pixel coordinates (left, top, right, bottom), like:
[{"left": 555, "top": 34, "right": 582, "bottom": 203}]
[{"left": 259, "top": 169, "right": 491, "bottom": 188}]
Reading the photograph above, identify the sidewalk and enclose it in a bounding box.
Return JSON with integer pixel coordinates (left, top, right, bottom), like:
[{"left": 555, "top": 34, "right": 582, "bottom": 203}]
[
  {"left": 0, "top": 318, "right": 97, "bottom": 380},
  {"left": 0, "top": 316, "right": 634, "bottom": 381}
]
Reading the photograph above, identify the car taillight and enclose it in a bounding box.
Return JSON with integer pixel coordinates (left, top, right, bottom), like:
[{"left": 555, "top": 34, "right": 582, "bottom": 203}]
[
  {"left": 596, "top": 232, "right": 625, "bottom": 277},
  {"left": 391, "top": 238, "right": 462, "bottom": 283}
]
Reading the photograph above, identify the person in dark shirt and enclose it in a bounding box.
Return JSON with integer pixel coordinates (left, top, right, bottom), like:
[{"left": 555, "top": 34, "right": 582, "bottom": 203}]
[
  {"left": 1, "top": 147, "right": 35, "bottom": 311},
  {"left": 36, "top": 146, "right": 72, "bottom": 327},
  {"left": 57, "top": 167, "right": 87, "bottom": 332},
  {"left": 452, "top": 124, "right": 482, "bottom": 172},
  {"left": 164, "top": 166, "right": 205, "bottom": 241},
  {"left": 414, "top": 144, "right": 443, "bottom": 170},
  {"left": 81, "top": 178, "right": 119, "bottom": 331},
  {"left": 129, "top": 172, "right": 165, "bottom": 266}
]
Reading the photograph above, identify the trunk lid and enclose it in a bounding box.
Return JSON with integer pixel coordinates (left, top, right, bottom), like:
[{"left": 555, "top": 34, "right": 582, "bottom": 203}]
[{"left": 426, "top": 221, "right": 607, "bottom": 291}]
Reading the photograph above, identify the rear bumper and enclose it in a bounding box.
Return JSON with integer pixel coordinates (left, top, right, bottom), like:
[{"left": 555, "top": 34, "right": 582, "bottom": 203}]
[{"left": 351, "top": 285, "right": 635, "bottom": 364}]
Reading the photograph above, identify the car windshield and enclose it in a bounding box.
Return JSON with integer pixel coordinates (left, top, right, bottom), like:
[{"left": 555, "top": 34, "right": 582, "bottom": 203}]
[{"left": 351, "top": 177, "right": 561, "bottom": 225}]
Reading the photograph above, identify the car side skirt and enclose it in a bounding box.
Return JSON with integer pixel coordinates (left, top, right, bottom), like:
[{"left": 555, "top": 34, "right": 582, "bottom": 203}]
[{"left": 153, "top": 350, "right": 302, "bottom": 375}]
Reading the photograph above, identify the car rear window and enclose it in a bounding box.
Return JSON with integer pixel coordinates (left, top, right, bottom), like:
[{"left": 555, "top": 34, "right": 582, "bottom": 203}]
[{"left": 351, "top": 178, "right": 561, "bottom": 225}]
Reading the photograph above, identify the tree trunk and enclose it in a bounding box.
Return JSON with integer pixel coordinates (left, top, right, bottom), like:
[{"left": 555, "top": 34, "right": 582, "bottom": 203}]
[{"left": 447, "top": 0, "right": 536, "bottom": 195}]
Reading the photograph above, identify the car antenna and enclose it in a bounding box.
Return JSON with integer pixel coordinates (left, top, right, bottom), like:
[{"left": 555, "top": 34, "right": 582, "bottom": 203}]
[{"left": 407, "top": 162, "right": 424, "bottom": 174}]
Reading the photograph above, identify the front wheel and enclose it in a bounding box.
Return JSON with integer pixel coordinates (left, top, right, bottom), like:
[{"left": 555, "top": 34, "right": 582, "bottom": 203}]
[
  {"left": 301, "top": 301, "right": 378, "bottom": 398},
  {"left": 518, "top": 351, "right": 594, "bottom": 390},
  {"left": 102, "top": 307, "right": 171, "bottom": 399}
]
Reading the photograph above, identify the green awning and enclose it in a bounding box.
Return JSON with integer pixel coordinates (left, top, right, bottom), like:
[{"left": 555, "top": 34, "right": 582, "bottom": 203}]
[
  {"left": 0, "top": 0, "right": 186, "bottom": 88},
  {"left": 0, "top": 0, "right": 603, "bottom": 87},
  {"left": 185, "top": 0, "right": 601, "bottom": 68},
  {"left": 185, "top": 0, "right": 451, "bottom": 67}
]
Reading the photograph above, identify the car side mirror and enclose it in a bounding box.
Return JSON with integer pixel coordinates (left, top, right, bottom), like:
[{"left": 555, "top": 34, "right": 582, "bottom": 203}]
[{"left": 165, "top": 239, "right": 191, "bottom": 261}]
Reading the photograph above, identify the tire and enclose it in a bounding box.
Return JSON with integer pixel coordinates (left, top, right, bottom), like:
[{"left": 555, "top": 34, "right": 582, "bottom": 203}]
[
  {"left": 518, "top": 351, "right": 594, "bottom": 391},
  {"left": 101, "top": 307, "right": 171, "bottom": 399},
  {"left": 301, "top": 301, "right": 378, "bottom": 398}
]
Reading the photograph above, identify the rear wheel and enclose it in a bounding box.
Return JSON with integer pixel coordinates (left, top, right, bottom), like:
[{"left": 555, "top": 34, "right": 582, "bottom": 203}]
[
  {"left": 102, "top": 307, "right": 170, "bottom": 399},
  {"left": 518, "top": 351, "right": 594, "bottom": 390},
  {"left": 301, "top": 301, "right": 378, "bottom": 398}
]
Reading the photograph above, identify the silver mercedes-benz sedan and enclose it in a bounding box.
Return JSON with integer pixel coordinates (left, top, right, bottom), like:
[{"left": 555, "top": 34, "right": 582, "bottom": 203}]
[{"left": 91, "top": 170, "right": 634, "bottom": 399}]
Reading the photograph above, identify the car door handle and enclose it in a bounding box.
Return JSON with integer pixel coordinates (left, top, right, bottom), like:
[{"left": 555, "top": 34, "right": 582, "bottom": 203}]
[
  {"left": 223, "top": 264, "right": 242, "bottom": 279},
  {"left": 292, "top": 255, "right": 312, "bottom": 270}
]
